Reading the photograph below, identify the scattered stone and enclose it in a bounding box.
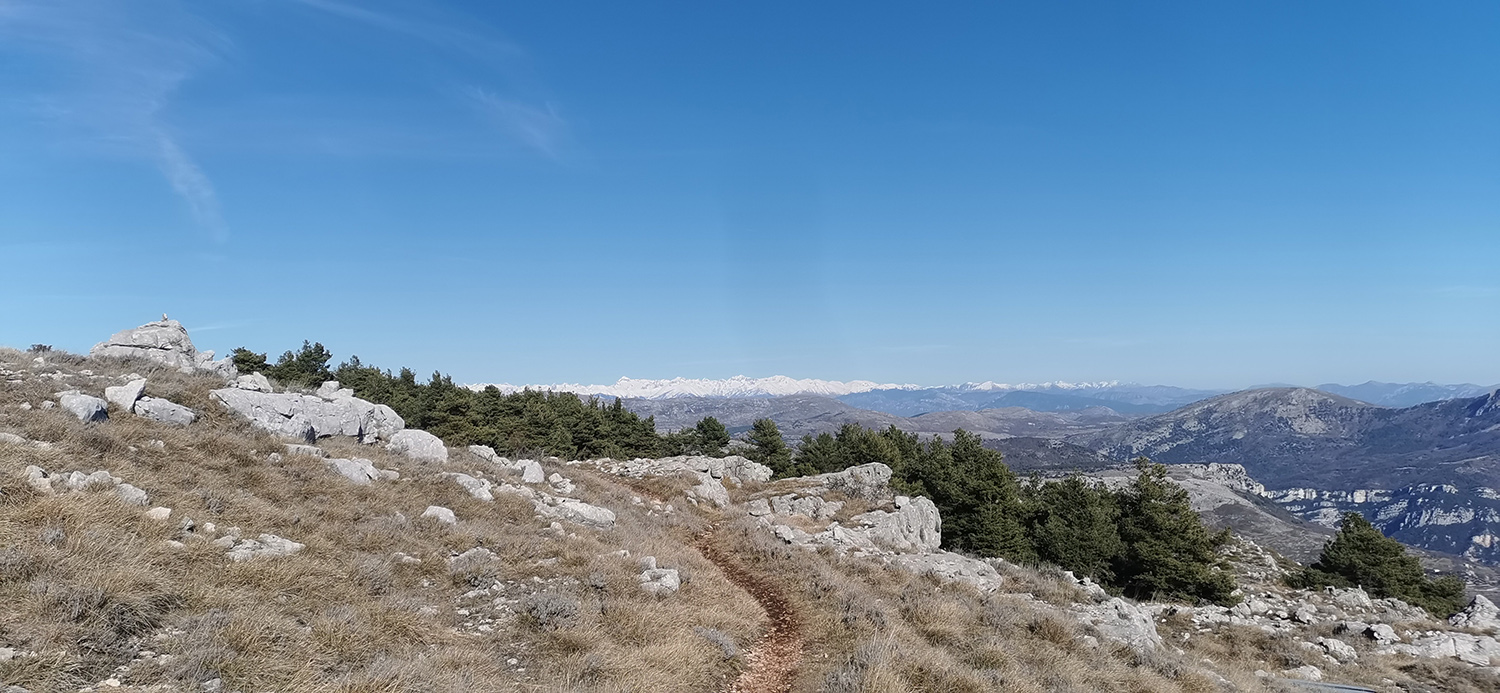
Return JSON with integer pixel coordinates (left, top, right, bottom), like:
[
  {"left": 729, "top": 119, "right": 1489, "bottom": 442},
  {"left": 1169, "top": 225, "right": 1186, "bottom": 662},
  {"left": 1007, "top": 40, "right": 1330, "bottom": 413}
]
[
  {"left": 134, "top": 396, "right": 197, "bottom": 425},
  {"left": 58, "top": 391, "right": 108, "bottom": 422},
  {"left": 386, "top": 429, "right": 448, "bottom": 462},
  {"left": 520, "top": 459, "right": 545, "bottom": 484},
  {"left": 114, "top": 483, "right": 149, "bottom": 506},
  {"left": 212, "top": 388, "right": 404, "bottom": 443},
  {"left": 225, "top": 533, "right": 305, "bottom": 561},
  {"left": 450, "top": 473, "right": 495, "bottom": 501},
  {"left": 1281, "top": 665, "right": 1323, "bottom": 681},
  {"left": 104, "top": 378, "right": 147, "bottom": 410},
  {"left": 284, "top": 443, "right": 326, "bottom": 458},
  {"left": 326, "top": 457, "right": 389, "bottom": 484},
  {"left": 747, "top": 498, "right": 772, "bottom": 517},
  {"left": 1318, "top": 636, "right": 1358, "bottom": 662},
  {"left": 468, "top": 444, "right": 500, "bottom": 463},
  {"left": 145, "top": 507, "right": 173, "bottom": 521},
  {"left": 421, "top": 506, "right": 458, "bottom": 525},
  {"left": 548, "top": 472, "right": 576, "bottom": 495},
  {"left": 448, "top": 547, "right": 496, "bottom": 572},
  {"left": 1367, "top": 623, "right": 1400, "bottom": 645},
  {"left": 0, "top": 432, "right": 25, "bottom": 446},
  {"left": 640, "top": 563, "right": 682, "bottom": 595}
]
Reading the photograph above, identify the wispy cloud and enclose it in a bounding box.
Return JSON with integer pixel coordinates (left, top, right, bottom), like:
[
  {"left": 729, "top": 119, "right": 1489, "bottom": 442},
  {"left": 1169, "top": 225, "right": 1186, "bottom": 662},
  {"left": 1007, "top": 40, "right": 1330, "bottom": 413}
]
[
  {"left": 291, "top": 0, "right": 570, "bottom": 158},
  {"left": 0, "top": 1, "right": 231, "bottom": 242},
  {"left": 465, "top": 88, "right": 569, "bottom": 157}
]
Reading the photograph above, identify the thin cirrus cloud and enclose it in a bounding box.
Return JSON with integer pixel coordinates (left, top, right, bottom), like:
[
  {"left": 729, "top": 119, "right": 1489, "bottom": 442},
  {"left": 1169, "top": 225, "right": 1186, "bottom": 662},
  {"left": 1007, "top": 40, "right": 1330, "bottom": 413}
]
[
  {"left": 0, "top": 0, "right": 231, "bottom": 242},
  {"left": 290, "top": 0, "right": 570, "bottom": 159}
]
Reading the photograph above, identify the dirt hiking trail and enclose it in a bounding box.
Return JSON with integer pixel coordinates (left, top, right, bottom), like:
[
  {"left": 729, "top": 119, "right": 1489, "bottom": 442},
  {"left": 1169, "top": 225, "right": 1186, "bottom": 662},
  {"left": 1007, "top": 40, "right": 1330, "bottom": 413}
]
[{"left": 697, "top": 528, "right": 804, "bottom": 693}]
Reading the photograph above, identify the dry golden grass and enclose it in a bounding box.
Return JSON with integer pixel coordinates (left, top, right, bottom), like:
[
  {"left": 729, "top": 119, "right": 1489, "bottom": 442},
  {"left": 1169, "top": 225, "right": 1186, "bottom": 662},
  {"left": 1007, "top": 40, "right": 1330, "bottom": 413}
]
[
  {"left": 0, "top": 349, "right": 761, "bottom": 692},
  {"left": 707, "top": 517, "right": 1277, "bottom": 693}
]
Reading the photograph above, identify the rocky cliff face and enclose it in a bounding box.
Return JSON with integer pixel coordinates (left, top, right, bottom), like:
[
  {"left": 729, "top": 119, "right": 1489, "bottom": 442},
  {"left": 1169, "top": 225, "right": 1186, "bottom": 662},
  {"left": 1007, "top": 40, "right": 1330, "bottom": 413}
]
[{"left": 1072, "top": 387, "right": 1500, "bottom": 566}]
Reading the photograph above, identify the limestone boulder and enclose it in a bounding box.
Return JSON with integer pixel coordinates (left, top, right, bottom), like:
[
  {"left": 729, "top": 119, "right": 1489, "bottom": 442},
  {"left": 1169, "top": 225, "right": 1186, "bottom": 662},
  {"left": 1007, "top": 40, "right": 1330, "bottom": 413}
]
[
  {"left": 1451, "top": 595, "right": 1500, "bottom": 633},
  {"left": 134, "top": 396, "right": 196, "bottom": 425},
  {"left": 58, "top": 392, "right": 108, "bottom": 423},
  {"left": 91, "top": 318, "right": 234, "bottom": 374},
  {"left": 212, "top": 389, "right": 404, "bottom": 444},
  {"left": 104, "top": 379, "right": 147, "bottom": 411},
  {"left": 519, "top": 459, "right": 545, "bottom": 483},
  {"left": 327, "top": 458, "right": 384, "bottom": 485},
  {"left": 232, "top": 373, "right": 273, "bottom": 392},
  {"left": 847, "top": 495, "right": 941, "bottom": 552},
  {"left": 422, "top": 505, "right": 458, "bottom": 526},
  {"left": 386, "top": 429, "right": 448, "bottom": 463},
  {"left": 538, "top": 498, "right": 616, "bottom": 529},
  {"left": 1072, "top": 597, "right": 1163, "bottom": 652},
  {"left": 225, "top": 533, "right": 305, "bottom": 562}
]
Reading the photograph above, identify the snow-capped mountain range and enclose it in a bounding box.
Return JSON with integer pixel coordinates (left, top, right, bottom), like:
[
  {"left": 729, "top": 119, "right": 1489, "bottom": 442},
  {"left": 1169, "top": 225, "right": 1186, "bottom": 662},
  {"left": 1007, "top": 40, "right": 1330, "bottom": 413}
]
[{"left": 468, "top": 375, "right": 1123, "bottom": 400}]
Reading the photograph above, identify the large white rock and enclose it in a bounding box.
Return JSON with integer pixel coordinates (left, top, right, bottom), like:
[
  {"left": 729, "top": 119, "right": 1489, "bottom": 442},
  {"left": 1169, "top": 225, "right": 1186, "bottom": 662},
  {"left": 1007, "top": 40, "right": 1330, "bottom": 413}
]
[
  {"left": 104, "top": 379, "right": 147, "bottom": 411},
  {"left": 91, "top": 319, "right": 234, "bottom": 374},
  {"left": 386, "top": 429, "right": 448, "bottom": 462},
  {"left": 134, "top": 396, "right": 197, "bottom": 425},
  {"left": 449, "top": 473, "right": 495, "bottom": 501},
  {"left": 519, "top": 459, "right": 545, "bottom": 483},
  {"left": 849, "top": 495, "right": 942, "bottom": 552},
  {"left": 58, "top": 392, "right": 108, "bottom": 423},
  {"left": 326, "top": 458, "right": 383, "bottom": 485},
  {"left": 314, "top": 381, "right": 354, "bottom": 400},
  {"left": 686, "top": 472, "right": 730, "bottom": 508},
  {"left": 468, "top": 445, "right": 500, "bottom": 463},
  {"left": 537, "top": 497, "right": 617, "bottom": 528},
  {"left": 211, "top": 389, "right": 404, "bottom": 443},
  {"left": 1072, "top": 597, "right": 1163, "bottom": 652},
  {"left": 232, "top": 373, "right": 273, "bottom": 392},
  {"left": 1451, "top": 595, "right": 1500, "bottom": 633}
]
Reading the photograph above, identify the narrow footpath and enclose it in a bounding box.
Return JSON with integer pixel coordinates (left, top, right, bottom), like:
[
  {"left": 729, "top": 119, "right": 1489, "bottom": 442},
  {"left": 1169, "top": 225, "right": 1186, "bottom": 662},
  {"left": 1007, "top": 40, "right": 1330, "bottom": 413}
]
[{"left": 696, "top": 528, "right": 804, "bottom": 693}]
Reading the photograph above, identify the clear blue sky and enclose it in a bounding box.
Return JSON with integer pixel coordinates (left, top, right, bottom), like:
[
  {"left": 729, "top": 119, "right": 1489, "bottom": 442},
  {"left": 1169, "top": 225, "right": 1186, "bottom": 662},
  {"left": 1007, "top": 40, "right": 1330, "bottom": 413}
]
[{"left": 2, "top": 1, "right": 1497, "bottom": 389}]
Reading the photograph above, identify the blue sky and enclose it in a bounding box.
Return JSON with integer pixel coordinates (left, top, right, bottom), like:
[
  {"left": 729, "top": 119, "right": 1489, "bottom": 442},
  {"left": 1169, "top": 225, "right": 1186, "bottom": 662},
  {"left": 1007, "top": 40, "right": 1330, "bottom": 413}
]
[{"left": 2, "top": 1, "right": 1497, "bottom": 389}]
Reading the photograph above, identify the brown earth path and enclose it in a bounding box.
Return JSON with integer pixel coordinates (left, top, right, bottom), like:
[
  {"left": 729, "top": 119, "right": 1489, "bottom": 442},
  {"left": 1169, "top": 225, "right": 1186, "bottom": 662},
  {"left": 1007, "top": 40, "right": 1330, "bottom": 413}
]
[{"left": 696, "top": 528, "right": 804, "bottom": 693}]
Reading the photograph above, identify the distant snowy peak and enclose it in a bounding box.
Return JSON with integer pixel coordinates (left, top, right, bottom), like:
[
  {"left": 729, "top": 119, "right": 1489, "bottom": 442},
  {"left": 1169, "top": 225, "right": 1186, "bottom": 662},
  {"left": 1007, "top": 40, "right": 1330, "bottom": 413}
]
[
  {"left": 468, "top": 375, "right": 925, "bottom": 399},
  {"left": 958, "top": 380, "right": 1121, "bottom": 392}
]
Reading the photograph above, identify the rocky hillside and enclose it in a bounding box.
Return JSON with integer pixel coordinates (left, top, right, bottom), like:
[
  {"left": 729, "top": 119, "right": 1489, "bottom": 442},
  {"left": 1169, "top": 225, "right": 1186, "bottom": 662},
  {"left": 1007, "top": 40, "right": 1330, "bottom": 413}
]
[
  {"left": 4, "top": 320, "right": 1500, "bottom": 692},
  {"left": 1071, "top": 387, "right": 1500, "bottom": 565}
]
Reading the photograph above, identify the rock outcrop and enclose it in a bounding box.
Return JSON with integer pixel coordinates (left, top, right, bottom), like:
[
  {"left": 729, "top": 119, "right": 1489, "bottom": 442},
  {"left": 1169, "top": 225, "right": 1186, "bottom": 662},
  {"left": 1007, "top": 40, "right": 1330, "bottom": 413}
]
[
  {"left": 211, "top": 386, "right": 404, "bottom": 444},
  {"left": 1450, "top": 595, "right": 1500, "bottom": 633},
  {"left": 91, "top": 319, "right": 234, "bottom": 375}
]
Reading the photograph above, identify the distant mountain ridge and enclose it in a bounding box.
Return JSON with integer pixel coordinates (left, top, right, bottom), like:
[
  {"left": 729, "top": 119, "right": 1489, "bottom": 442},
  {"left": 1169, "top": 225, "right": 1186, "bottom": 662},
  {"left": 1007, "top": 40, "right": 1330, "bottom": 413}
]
[
  {"left": 1316, "top": 381, "right": 1497, "bottom": 408},
  {"left": 468, "top": 376, "right": 1128, "bottom": 400},
  {"left": 1070, "top": 387, "right": 1500, "bottom": 564}
]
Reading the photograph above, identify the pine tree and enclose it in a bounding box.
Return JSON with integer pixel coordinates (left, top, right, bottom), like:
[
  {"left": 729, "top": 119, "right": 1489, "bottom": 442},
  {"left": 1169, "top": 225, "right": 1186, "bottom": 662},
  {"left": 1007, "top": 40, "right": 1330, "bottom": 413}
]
[
  {"left": 694, "top": 417, "right": 731, "bottom": 456},
  {"left": 1025, "top": 475, "right": 1124, "bottom": 583},
  {"left": 1296, "top": 512, "right": 1467, "bottom": 617},
  {"left": 1114, "top": 459, "right": 1237, "bottom": 605},
  {"left": 746, "top": 418, "right": 793, "bottom": 476}
]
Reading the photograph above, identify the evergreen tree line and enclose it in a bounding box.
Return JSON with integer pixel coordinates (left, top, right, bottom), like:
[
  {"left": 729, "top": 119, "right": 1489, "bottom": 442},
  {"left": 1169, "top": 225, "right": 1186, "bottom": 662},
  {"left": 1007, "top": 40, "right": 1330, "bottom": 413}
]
[
  {"left": 743, "top": 420, "right": 1238, "bottom": 605},
  {"left": 231, "top": 344, "right": 663, "bottom": 460}
]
